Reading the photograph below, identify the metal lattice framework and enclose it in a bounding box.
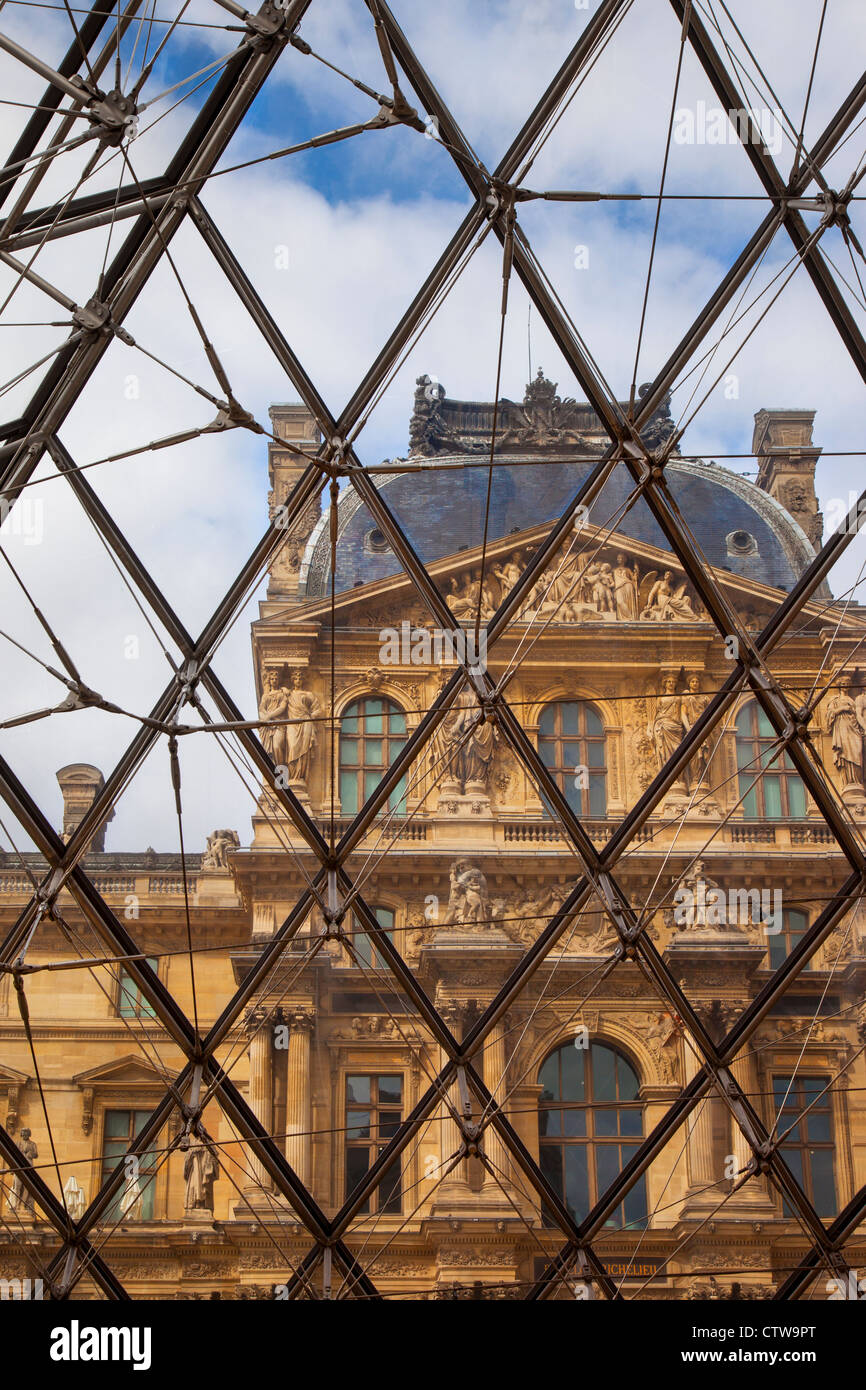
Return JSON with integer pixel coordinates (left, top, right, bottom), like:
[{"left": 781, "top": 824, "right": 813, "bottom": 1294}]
[{"left": 0, "top": 0, "right": 865, "bottom": 1300}]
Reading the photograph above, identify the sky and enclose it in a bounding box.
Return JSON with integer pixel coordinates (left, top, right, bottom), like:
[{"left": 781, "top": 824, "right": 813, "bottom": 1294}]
[{"left": 0, "top": 0, "right": 865, "bottom": 853}]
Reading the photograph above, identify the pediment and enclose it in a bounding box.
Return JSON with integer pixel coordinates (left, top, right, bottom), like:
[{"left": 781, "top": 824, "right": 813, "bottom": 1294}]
[
  {"left": 0, "top": 1063, "right": 29, "bottom": 1086},
  {"left": 277, "top": 518, "right": 852, "bottom": 636},
  {"left": 73, "top": 1055, "right": 170, "bottom": 1089}
]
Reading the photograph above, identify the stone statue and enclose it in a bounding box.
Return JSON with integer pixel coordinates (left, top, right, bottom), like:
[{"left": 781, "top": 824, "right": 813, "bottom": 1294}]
[
  {"left": 612, "top": 553, "right": 640, "bottom": 620},
  {"left": 825, "top": 687, "right": 865, "bottom": 789},
  {"left": 9, "top": 1128, "right": 37, "bottom": 1214},
  {"left": 673, "top": 859, "right": 726, "bottom": 931},
  {"left": 640, "top": 571, "right": 697, "bottom": 621},
  {"left": 119, "top": 1168, "right": 144, "bottom": 1222},
  {"left": 62, "top": 1174, "right": 86, "bottom": 1221},
  {"left": 283, "top": 670, "right": 321, "bottom": 782},
  {"left": 258, "top": 668, "right": 289, "bottom": 767},
  {"left": 438, "top": 685, "right": 496, "bottom": 794},
  {"left": 649, "top": 675, "right": 685, "bottom": 773},
  {"left": 202, "top": 828, "right": 240, "bottom": 869},
  {"left": 443, "top": 859, "right": 490, "bottom": 927},
  {"left": 184, "top": 1133, "right": 219, "bottom": 1214},
  {"left": 680, "top": 674, "right": 712, "bottom": 785}
]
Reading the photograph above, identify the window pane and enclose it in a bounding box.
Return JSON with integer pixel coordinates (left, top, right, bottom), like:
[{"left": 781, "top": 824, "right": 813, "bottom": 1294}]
[
  {"left": 563, "top": 1109, "right": 586, "bottom": 1137},
  {"left": 591, "top": 1044, "right": 616, "bottom": 1100},
  {"left": 560, "top": 703, "right": 580, "bottom": 737},
  {"left": 565, "top": 780, "right": 582, "bottom": 815},
  {"left": 595, "top": 1109, "right": 617, "bottom": 1137},
  {"left": 539, "top": 1144, "right": 563, "bottom": 1219},
  {"left": 588, "top": 776, "right": 606, "bottom": 817},
  {"left": 563, "top": 1145, "right": 589, "bottom": 1220},
  {"left": 538, "top": 706, "right": 557, "bottom": 736},
  {"left": 538, "top": 1053, "right": 559, "bottom": 1100},
  {"left": 346, "top": 1076, "right": 370, "bottom": 1103},
  {"left": 809, "top": 1150, "right": 836, "bottom": 1217},
  {"left": 622, "top": 1157, "right": 648, "bottom": 1229},
  {"left": 339, "top": 771, "right": 358, "bottom": 816},
  {"left": 541, "top": 1108, "right": 562, "bottom": 1137},
  {"left": 595, "top": 1143, "right": 622, "bottom": 1209},
  {"left": 538, "top": 739, "right": 556, "bottom": 768},
  {"left": 616, "top": 1055, "right": 639, "bottom": 1101},
  {"left": 585, "top": 707, "right": 603, "bottom": 737},
  {"left": 378, "top": 1075, "right": 401, "bottom": 1105},
  {"left": 105, "top": 1110, "right": 130, "bottom": 1138},
  {"left": 347, "top": 1111, "right": 370, "bottom": 1140},
  {"left": 807, "top": 1114, "right": 831, "bottom": 1143},
  {"left": 756, "top": 707, "right": 774, "bottom": 737},
  {"left": 352, "top": 931, "right": 372, "bottom": 969},
  {"left": 560, "top": 1046, "right": 585, "bottom": 1102},
  {"left": 377, "top": 1155, "right": 402, "bottom": 1214},
  {"left": 787, "top": 777, "right": 806, "bottom": 817},
  {"left": 768, "top": 935, "right": 787, "bottom": 969},
  {"left": 365, "top": 738, "right": 383, "bottom": 765},
  {"left": 345, "top": 1146, "right": 370, "bottom": 1209},
  {"left": 763, "top": 777, "right": 782, "bottom": 818},
  {"left": 740, "top": 779, "right": 759, "bottom": 819},
  {"left": 619, "top": 1108, "right": 642, "bottom": 1137},
  {"left": 586, "top": 740, "right": 605, "bottom": 768}
]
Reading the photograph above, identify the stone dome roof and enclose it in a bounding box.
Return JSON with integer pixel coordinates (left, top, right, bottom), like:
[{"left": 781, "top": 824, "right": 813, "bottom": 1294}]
[{"left": 299, "top": 453, "right": 818, "bottom": 600}]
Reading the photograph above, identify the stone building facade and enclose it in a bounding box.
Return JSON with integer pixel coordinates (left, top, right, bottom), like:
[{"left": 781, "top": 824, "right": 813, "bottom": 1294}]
[{"left": 1, "top": 378, "right": 865, "bottom": 1300}]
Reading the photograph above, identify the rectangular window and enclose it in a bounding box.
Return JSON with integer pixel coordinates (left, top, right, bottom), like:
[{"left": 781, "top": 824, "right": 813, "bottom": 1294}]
[
  {"left": 101, "top": 1108, "right": 158, "bottom": 1221},
  {"left": 117, "top": 959, "right": 158, "bottom": 1018},
  {"left": 345, "top": 1073, "right": 403, "bottom": 1214},
  {"left": 773, "top": 1075, "right": 837, "bottom": 1218}
]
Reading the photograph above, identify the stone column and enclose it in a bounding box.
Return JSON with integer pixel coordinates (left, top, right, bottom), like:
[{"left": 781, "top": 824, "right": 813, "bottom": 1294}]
[
  {"left": 482, "top": 1019, "right": 512, "bottom": 1188},
  {"left": 726, "top": 1050, "right": 775, "bottom": 1211},
  {"left": 682, "top": 1040, "right": 718, "bottom": 1206},
  {"left": 285, "top": 1007, "right": 315, "bottom": 1188},
  {"left": 245, "top": 1005, "right": 273, "bottom": 1194},
  {"left": 430, "top": 1000, "right": 474, "bottom": 1208}
]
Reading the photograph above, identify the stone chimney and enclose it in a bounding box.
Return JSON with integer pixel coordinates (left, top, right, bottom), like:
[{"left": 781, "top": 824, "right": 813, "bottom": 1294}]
[
  {"left": 752, "top": 408, "right": 823, "bottom": 549},
  {"left": 56, "top": 764, "right": 114, "bottom": 852},
  {"left": 266, "top": 403, "right": 323, "bottom": 599}
]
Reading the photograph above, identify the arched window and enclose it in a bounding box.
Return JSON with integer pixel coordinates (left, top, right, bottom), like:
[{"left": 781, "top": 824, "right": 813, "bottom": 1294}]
[
  {"left": 735, "top": 702, "right": 806, "bottom": 819},
  {"left": 767, "top": 908, "right": 809, "bottom": 971},
  {"left": 538, "top": 1041, "right": 647, "bottom": 1229},
  {"left": 538, "top": 701, "right": 606, "bottom": 817},
  {"left": 339, "top": 697, "right": 407, "bottom": 817}
]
